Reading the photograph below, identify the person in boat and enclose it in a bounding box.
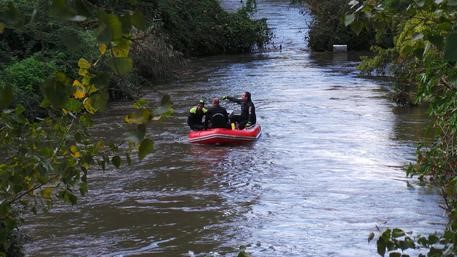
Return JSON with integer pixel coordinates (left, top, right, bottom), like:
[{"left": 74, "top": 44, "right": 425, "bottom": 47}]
[
  {"left": 205, "top": 97, "right": 229, "bottom": 129},
  {"left": 222, "top": 91, "right": 256, "bottom": 129},
  {"left": 187, "top": 99, "right": 207, "bottom": 131}
]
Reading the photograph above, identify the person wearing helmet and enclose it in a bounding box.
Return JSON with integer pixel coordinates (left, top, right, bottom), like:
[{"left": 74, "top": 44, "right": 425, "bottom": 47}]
[
  {"left": 222, "top": 91, "right": 256, "bottom": 129},
  {"left": 187, "top": 100, "right": 207, "bottom": 130},
  {"left": 205, "top": 97, "right": 229, "bottom": 129}
]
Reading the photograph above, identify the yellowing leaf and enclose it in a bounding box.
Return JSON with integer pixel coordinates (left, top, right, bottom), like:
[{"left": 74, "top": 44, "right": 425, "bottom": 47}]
[
  {"left": 41, "top": 188, "right": 53, "bottom": 200},
  {"left": 79, "top": 68, "right": 89, "bottom": 76},
  {"left": 124, "top": 110, "right": 152, "bottom": 124},
  {"left": 73, "top": 80, "right": 83, "bottom": 87},
  {"left": 112, "top": 39, "right": 131, "bottom": 57},
  {"left": 74, "top": 88, "right": 86, "bottom": 99},
  {"left": 83, "top": 97, "right": 97, "bottom": 114},
  {"left": 72, "top": 151, "right": 81, "bottom": 158},
  {"left": 87, "top": 84, "right": 98, "bottom": 94},
  {"left": 124, "top": 113, "right": 143, "bottom": 124},
  {"left": 0, "top": 23, "right": 5, "bottom": 33},
  {"left": 82, "top": 76, "right": 91, "bottom": 85},
  {"left": 99, "top": 43, "right": 107, "bottom": 55},
  {"left": 70, "top": 145, "right": 78, "bottom": 153},
  {"left": 95, "top": 140, "right": 105, "bottom": 151},
  {"left": 78, "top": 58, "right": 91, "bottom": 69},
  {"left": 112, "top": 45, "right": 129, "bottom": 57}
]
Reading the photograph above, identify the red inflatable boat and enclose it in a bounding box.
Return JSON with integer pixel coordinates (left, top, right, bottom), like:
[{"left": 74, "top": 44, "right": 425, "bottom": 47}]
[{"left": 188, "top": 124, "right": 262, "bottom": 144}]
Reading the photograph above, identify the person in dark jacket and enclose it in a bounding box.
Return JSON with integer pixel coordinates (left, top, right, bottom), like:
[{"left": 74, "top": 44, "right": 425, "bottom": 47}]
[
  {"left": 223, "top": 91, "right": 256, "bottom": 129},
  {"left": 187, "top": 100, "right": 207, "bottom": 130},
  {"left": 205, "top": 98, "right": 229, "bottom": 129}
]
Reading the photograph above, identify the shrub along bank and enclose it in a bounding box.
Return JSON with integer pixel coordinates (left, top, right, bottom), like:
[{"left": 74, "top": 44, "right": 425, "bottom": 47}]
[
  {"left": 346, "top": 0, "right": 457, "bottom": 256},
  {"left": 297, "top": 0, "right": 390, "bottom": 51},
  {"left": 0, "top": 0, "right": 270, "bottom": 112}
]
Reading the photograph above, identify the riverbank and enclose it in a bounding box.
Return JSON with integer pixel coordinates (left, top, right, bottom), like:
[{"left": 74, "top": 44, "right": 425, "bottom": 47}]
[{"left": 0, "top": 0, "right": 270, "bottom": 113}]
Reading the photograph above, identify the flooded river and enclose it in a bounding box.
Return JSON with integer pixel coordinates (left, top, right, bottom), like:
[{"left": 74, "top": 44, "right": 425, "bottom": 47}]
[{"left": 23, "top": 1, "right": 446, "bottom": 256}]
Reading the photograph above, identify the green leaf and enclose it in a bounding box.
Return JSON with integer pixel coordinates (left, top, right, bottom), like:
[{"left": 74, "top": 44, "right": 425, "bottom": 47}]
[
  {"left": 15, "top": 104, "right": 25, "bottom": 115},
  {"left": 50, "top": 0, "right": 77, "bottom": 19},
  {"left": 428, "top": 234, "right": 439, "bottom": 244},
  {"left": 389, "top": 252, "right": 401, "bottom": 257},
  {"left": 377, "top": 238, "right": 387, "bottom": 256},
  {"left": 133, "top": 99, "right": 148, "bottom": 109},
  {"left": 444, "top": 33, "right": 457, "bottom": 61},
  {"left": 41, "top": 72, "right": 71, "bottom": 109},
  {"left": 78, "top": 58, "right": 91, "bottom": 69},
  {"left": 59, "top": 190, "right": 77, "bottom": 205},
  {"left": 79, "top": 181, "right": 88, "bottom": 195},
  {"left": 392, "top": 228, "right": 405, "bottom": 238},
  {"left": 345, "top": 14, "right": 355, "bottom": 26},
  {"left": 64, "top": 98, "right": 83, "bottom": 112},
  {"left": 404, "top": 237, "right": 415, "bottom": 249},
  {"left": 112, "top": 155, "right": 121, "bottom": 168},
  {"left": 351, "top": 20, "right": 364, "bottom": 35},
  {"left": 97, "top": 12, "right": 123, "bottom": 43},
  {"left": 138, "top": 138, "right": 154, "bottom": 160},
  {"left": 89, "top": 91, "right": 109, "bottom": 112},
  {"left": 107, "top": 57, "right": 133, "bottom": 75},
  {"left": 381, "top": 229, "right": 392, "bottom": 241},
  {"left": 0, "top": 85, "right": 13, "bottom": 109}
]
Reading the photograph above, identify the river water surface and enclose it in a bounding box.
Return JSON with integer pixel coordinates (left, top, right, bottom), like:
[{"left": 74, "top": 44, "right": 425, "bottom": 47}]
[{"left": 24, "top": 1, "right": 446, "bottom": 256}]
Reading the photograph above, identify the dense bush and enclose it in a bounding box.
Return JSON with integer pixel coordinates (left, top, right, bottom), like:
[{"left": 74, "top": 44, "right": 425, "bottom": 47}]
[
  {"left": 0, "top": 55, "right": 57, "bottom": 112},
  {"left": 303, "top": 0, "right": 391, "bottom": 51},
  {"left": 1, "top": 0, "right": 271, "bottom": 103},
  {"left": 152, "top": 0, "right": 271, "bottom": 56},
  {"left": 0, "top": 2, "right": 167, "bottom": 256},
  {"left": 347, "top": 0, "right": 457, "bottom": 255}
]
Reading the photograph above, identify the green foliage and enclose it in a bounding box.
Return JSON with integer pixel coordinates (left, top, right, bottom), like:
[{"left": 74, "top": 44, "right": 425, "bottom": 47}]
[
  {"left": 303, "top": 0, "right": 389, "bottom": 51},
  {"left": 0, "top": 55, "right": 58, "bottom": 113},
  {"left": 153, "top": 0, "right": 271, "bottom": 56},
  {"left": 346, "top": 0, "right": 457, "bottom": 255},
  {"left": 0, "top": 1, "right": 168, "bottom": 255},
  {"left": 369, "top": 228, "right": 456, "bottom": 257}
]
